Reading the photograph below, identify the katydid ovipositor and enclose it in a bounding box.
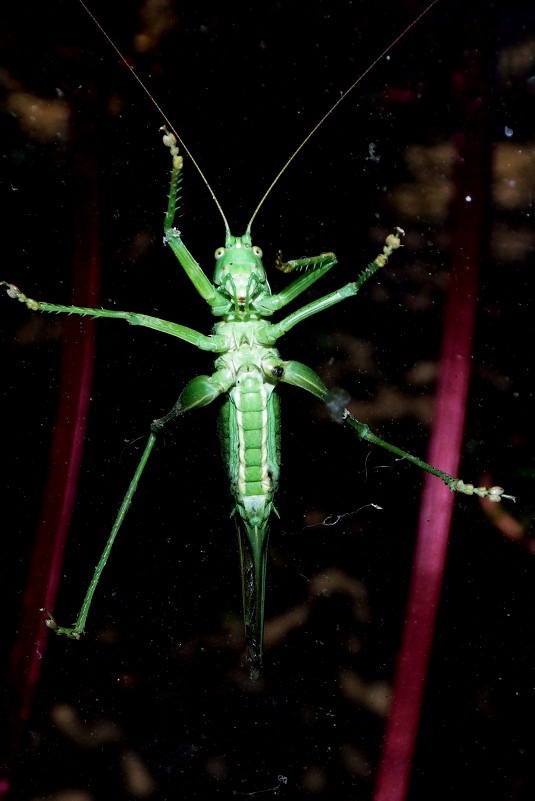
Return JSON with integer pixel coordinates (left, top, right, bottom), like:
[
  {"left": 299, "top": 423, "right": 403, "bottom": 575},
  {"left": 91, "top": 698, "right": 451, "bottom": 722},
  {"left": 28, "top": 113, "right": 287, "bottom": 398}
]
[{"left": 2, "top": 1, "right": 513, "bottom": 680}]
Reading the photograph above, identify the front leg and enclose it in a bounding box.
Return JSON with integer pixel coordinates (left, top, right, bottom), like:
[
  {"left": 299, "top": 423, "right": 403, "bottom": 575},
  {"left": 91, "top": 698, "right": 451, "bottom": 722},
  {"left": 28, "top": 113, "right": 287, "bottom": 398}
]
[
  {"left": 260, "top": 230, "right": 404, "bottom": 343},
  {"left": 257, "top": 251, "right": 338, "bottom": 314},
  {"left": 162, "top": 128, "right": 222, "bottom": 309}
]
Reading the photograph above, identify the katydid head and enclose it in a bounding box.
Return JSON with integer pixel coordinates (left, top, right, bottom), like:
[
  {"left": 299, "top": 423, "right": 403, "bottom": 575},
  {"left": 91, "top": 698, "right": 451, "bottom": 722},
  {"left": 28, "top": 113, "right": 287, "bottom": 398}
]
[{"left": 213, "top": 234, "right": 270, "bottom": 311}]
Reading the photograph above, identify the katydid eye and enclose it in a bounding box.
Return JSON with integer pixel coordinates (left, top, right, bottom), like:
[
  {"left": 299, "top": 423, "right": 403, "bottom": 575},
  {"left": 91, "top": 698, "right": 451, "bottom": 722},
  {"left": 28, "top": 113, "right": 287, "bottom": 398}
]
[
  {"left": 252, "top": 246, "right": 263, "bottom": 257},
  {"left": 214, "top": 247, "right": 225, "bottom": 259}
]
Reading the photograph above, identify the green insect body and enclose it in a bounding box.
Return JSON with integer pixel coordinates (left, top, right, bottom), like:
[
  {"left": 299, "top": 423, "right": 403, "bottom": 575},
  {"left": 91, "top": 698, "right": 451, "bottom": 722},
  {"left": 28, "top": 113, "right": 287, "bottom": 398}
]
[
  {"left": 1, "top": 128, "right": 415, "bottom": 678},
  {"left": 219, "top": 365, "right": 280, "bottom": 679},
  {"left": 2, "top": 4, "right": 514, "bottom": 680},
  {"left": 2, "top": 132, "right": 511, "bottom": 678},
  {"left": 151, "top": 136, "right": 384, "bottom": 678}
]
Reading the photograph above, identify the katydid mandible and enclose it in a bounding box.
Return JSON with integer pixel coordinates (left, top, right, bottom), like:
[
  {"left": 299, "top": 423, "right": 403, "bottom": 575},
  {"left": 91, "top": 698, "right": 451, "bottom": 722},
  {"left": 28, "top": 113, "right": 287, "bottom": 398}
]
[{"left": 2, "top": 0, "right": 513, "bottom": 680}]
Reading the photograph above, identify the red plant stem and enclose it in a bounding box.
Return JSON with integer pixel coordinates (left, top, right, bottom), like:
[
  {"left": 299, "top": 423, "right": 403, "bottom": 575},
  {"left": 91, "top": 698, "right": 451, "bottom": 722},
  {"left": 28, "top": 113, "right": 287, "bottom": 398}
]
[
  {"left": 373, "top": 48, "right": 491, "bottom": 801},
  {"left": 1, "top": 108, "right": 100, "bottom": 791}
]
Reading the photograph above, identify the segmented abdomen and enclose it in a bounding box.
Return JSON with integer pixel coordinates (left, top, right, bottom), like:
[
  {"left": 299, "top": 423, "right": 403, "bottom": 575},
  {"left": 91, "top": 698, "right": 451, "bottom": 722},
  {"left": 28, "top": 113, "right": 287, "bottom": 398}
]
[{"left": 218, "top": 367, "right": 280, "bottom": 509}]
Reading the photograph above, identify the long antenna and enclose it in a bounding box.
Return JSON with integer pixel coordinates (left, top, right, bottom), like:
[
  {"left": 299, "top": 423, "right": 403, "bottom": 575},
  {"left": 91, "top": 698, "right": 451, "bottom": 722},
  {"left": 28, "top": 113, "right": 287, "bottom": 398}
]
[
  {"left": 77, "top": 0, "right": 230, "bottom": 233},
  {"left": 79, "top": 0, "right": 438, "bottom": 238},
  {"left": 245, "top": 0, "right": 439, "bottom": 235}
]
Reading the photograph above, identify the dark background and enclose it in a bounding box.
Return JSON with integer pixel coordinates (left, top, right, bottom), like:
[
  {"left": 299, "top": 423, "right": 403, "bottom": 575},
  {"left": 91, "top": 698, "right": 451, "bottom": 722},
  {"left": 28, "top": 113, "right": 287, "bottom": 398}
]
[{"left": 1, "top": 1, "right": 534, "bottom": 798}]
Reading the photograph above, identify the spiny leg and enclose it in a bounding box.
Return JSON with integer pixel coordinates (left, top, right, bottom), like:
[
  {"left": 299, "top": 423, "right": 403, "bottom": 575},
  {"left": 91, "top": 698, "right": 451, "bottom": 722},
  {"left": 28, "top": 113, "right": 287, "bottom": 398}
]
[
  {"left": 342, "top": 410, "right": 514, "bottom": 502},
  {"left": 43, "top": 371, "right": 232, "bottom": 638},
  {"left": 260, "top": 230, "right": 405, "bottom": 341},
  {"left": 256, "top": 226, "right": 513, "bottom": 503},
  {"left": 280, "top": 360, "right": 514, "bottom": 503},
  {"left": 257, "top": 251, "right": 338, "bottom": 313},
  {"left": 0, "top": 281, "right": 227, "bottom": 352},
  {"left": 160, "top": 129, "right": 221, "bottom": 308},
  {"left": 42, "top": 433, "right": 158, "bottom": 638}
]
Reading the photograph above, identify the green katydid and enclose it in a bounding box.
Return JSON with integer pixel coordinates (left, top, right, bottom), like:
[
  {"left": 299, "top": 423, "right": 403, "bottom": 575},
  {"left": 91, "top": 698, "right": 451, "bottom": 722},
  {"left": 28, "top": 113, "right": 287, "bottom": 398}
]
[{"left": 1, "top": 0, "right": 513, "bottom": 681}]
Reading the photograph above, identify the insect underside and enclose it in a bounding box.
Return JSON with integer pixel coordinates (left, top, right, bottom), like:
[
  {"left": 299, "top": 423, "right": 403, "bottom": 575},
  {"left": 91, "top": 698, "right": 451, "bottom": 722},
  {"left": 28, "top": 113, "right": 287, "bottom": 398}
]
[
  {"left": 2, "top": 2, "right": 514, "bottom": 680},
  {"left": 2, "top": 126, "right": 513, "bottom": 679}
]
